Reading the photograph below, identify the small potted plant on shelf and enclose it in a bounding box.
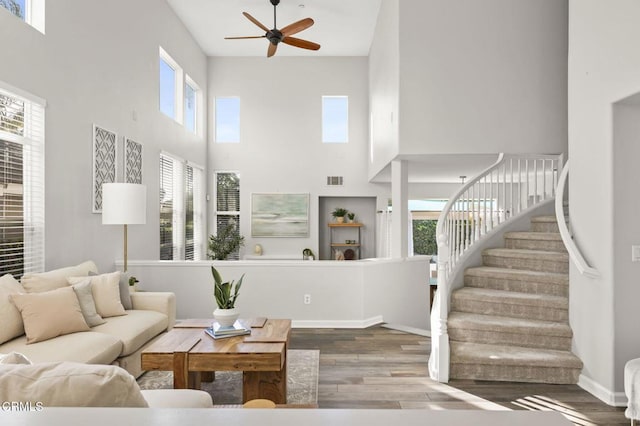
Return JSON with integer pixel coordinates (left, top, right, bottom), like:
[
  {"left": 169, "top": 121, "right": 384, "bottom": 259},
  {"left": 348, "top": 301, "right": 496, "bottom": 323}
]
[
  {"left": 347, "top": 212, "right": 356, "bottom": 223},
  {"left": 128, "top": 276, "right": 139, "bottom": 292},
  {"left": 211, "top": 266, "right": 244, "bottom": 327},
  {"left": 302, "top": 248, "right": 315, "bottom": 260},
  {"left": 331, "top": 207, "right": 348, "bottom": 224}
]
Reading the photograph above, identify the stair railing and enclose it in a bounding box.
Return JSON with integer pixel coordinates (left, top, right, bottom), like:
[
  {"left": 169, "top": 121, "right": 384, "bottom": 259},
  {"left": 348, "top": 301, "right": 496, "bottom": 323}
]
[
  {"left": 429, "top": 152, "right": 565, "bottom": 382},
  {"left": 555, "top": 160, "right": 599, "bottom": 278}
]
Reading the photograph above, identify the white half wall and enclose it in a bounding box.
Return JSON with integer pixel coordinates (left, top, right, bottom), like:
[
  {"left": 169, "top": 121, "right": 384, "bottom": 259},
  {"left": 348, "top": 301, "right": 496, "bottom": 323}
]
[{"left": 123, "top": 258, "right": 430, "bottom": 330}]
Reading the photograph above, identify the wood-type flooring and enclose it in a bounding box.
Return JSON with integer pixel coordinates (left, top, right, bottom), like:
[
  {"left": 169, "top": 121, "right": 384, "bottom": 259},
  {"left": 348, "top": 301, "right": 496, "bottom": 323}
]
[{"left": 290, "top": 326, "right": 628, "bottom": 426}]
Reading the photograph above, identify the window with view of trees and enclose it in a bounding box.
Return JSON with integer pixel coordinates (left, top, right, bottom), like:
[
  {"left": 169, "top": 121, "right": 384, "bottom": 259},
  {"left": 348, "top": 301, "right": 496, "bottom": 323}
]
[
  {"left": 0, "top": 83, "right": 45, "bottom": 278},
  {"left": 214, "top": 172, "right": 240, "bottom": 260},
  {"left": 0, "top": 0, "right": 45, "bottom": 34}
]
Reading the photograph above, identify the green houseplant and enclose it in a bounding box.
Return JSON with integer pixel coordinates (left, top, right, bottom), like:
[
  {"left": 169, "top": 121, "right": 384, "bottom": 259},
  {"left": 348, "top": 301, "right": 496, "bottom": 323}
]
[
  {"left": 208, "top": 222, "right": 245, "bottom": 260},
  {"left": 211, "top": 266, "right": 244, "bottom": 327},
  {"left": 347, "top": 212, "right": 355, "bottom": 223},
  {"left": 331, "top": 207, "right": 348, "bottom": 224}
]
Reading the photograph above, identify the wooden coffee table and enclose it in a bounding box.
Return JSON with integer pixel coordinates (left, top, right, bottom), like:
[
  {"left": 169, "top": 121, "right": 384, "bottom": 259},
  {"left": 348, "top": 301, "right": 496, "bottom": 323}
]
[{"left": 141, "top": 318, "right": 291, "bottom": 404}]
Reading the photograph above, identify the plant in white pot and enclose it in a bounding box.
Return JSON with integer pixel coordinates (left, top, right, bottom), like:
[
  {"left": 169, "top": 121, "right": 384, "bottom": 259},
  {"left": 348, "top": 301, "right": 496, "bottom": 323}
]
[{"left": 212, "top": 266, "right": 244, "bottom": 327}]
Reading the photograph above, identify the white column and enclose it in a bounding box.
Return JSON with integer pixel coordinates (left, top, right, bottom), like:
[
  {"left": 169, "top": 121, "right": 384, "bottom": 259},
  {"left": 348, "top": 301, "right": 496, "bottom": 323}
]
[{"left": 391, "top": 159, "right": 409, "bottom": 258}]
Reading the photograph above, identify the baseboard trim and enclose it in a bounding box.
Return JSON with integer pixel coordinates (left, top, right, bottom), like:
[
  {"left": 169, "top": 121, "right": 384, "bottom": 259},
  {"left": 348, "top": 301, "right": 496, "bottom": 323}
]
[
  {"left": 382, "top": 323, "right": 431, "bottom": 337},
  {"left": 292, "top": 316, "right": 384, "bottom": 329},
  {"left": 578, "top": 374, "right": 628, "bottom": 407}
]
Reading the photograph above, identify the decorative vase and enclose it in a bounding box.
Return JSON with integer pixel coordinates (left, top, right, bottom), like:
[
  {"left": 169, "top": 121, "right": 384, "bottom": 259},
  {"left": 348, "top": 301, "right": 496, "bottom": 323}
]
[
  {"left": 336, "top": 216, "right": 345, "bottom": 224},
  {"left": 213, "top": 308, "right": 239, "bottom": 327}
]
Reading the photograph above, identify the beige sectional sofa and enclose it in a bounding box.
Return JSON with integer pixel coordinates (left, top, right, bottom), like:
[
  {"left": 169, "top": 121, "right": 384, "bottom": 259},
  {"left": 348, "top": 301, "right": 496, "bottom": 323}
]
[{"left": 0, "top": 261, "right": 176, "bottom": 378}]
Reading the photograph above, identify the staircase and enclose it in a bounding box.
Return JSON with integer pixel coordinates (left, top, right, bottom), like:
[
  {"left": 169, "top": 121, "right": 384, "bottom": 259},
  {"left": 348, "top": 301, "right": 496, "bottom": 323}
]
[{"left": 447, "top": 215, "right": 583, "bottom": 384}]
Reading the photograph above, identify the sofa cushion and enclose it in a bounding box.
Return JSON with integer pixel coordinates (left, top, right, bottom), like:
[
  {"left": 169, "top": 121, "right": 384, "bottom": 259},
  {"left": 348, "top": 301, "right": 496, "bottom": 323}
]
[
  {"left": 71, "top": 279, "right": 106, "bottom": 327},
  {"left": 0, "top": 274, "right": 25, "bottom": 344},
  {"left": 0, "top": 331, "right": 123, "bottom": 365},
  {"left": 91, "top": 310, "right": 168, "bottom": 356},
  {"left": 10, "top": 287, "right": 90, "bottom": 344},
  {"left": 69, "top": 271, "right": 126, "bottom": 318},
  {"left": 20, "top": 260, "right": 98, "bottom": 293},
  {"left": 140, "top": 389, "right": 213, "bottom": 408},
  {"left": 0, "top": 362, "right": 149, "bottom": 407}
]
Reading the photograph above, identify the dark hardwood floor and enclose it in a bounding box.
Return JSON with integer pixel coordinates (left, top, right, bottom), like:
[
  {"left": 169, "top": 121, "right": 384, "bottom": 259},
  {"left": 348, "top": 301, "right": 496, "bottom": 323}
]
[{"left": 290, "top": 326, "right": 628, "bottom": 425}]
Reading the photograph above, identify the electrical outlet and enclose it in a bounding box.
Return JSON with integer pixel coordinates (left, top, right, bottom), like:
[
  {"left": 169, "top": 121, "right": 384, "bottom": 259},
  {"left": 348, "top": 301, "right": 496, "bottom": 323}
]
[{"left": 303, "top": 294, "right": 311, "bottom": 305}]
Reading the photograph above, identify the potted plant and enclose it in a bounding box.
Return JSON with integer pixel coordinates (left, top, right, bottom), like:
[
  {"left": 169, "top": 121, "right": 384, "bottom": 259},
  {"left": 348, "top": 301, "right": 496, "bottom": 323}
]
[
  {"left": 208, "top": 222, "right": 245, "bottom": 260},
  {"left": 302, "top": 248, "right": 315, "bottom": 260},
  {"left": 128, "top": 276, "right": 139, "bottom": 292},
  {"left": 347, "top": 212, "right": 355, "bottom": 223},
  {"left": 211, "top": 266, "right": 244, "bottom": 327},
  {"left": 331, "top": 207, "right": 348, "bottom": 224}
]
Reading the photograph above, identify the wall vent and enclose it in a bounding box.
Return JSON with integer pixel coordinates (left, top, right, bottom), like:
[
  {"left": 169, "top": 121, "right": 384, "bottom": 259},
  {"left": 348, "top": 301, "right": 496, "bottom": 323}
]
[{"left": 326, "top": 176, "right": 344, "bottom": 186}]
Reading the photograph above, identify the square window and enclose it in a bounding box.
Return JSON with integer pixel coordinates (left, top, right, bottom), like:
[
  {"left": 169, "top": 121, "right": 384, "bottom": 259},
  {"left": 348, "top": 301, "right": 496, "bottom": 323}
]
[
  {"left": 215, "top": 97, "right": 240, "bottom": 143},
  {"left": 322, "top": 96, "right": 349, "bottom": 143}
]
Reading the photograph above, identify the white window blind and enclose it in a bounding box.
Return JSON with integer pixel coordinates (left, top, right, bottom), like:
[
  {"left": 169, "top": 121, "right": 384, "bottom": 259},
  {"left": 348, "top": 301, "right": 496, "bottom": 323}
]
[
  {"left": 214, "top": 171, "right": 240, "bottom": 260},
  {"left": 185, "top": 163, "right": 204, "bottom": 261},
  {"left": 0, "top": 82, "right": 45, "bottom": 278},
  {"left": 160, "top": 153, "right": 203, "bottom": 261}
]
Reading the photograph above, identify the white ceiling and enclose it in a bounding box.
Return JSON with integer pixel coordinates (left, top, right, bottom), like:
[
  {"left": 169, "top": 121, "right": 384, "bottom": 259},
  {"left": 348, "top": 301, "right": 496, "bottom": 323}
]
[{"left": 166, "top": 0, "right": 383, "bottom": 57}]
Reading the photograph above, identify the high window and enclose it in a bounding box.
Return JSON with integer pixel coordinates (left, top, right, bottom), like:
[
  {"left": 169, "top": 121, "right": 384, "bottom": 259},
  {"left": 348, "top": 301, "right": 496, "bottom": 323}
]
[
  {"left": 215, "top": 97, "right": 240, "bottom": 143},
  {"left": 213, "top": 172, "right": 240, "bottom": 260},
  {"left": 0, "top": 81, "right": 45, "bottom": 278},
  {"left": 322, "top": 96, "right": 349, "bottom": 143},
  {"left": 159, "top": 152, "right": 203, "bottom": 261},
  {"left": 184, "top": 77, "right": 199, "bottom": 134},
  {"left": 0, "top": 0, "right": 45, "bottom": 34}
]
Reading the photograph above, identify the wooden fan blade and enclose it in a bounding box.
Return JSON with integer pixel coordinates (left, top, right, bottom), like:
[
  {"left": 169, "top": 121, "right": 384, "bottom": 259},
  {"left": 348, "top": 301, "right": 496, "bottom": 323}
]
[
  {"left": 243, "top": 12, "right": 269, "bottom": 32},
  {"left": 280, "top": 18, "right": 314, "bottom": 37},
  {"left": 225, "top": 36, "right": 266, "bottom": 40},
  {"left": 282, "top": 36, "right": 321, "bottom": 51},
  {"left": 267, "top": 42, "right": 278, "bottom": 58}
]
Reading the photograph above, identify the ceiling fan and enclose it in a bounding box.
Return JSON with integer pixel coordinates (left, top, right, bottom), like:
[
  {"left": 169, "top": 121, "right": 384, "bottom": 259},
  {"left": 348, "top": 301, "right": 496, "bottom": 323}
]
[{"left": 224, "top": 0, "right": 321, "bottom": 58}]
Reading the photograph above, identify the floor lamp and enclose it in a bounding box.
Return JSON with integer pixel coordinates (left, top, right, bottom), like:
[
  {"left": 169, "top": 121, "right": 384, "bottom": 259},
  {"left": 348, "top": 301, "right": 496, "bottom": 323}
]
[{"left": 102, "top": 183, "right": 147, "bottom": 272}]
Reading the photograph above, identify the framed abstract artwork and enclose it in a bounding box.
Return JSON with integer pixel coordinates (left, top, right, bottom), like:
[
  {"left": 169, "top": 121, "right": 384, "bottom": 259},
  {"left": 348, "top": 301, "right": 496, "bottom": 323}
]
[
  {"left": 251, "top": 193, "right": 310, "bottom": 237},
  {"left": 124, "top": 138, "right": 143, "bottom": 184},
  {"left": 92, "top": 124, "right": 117, "bottom": 213}
]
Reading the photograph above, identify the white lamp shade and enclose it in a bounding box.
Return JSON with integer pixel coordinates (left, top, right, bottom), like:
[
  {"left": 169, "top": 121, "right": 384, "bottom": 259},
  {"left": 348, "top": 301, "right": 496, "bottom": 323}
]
[{"left": 102, "top": 183, "right": 147, "bottom": 225}]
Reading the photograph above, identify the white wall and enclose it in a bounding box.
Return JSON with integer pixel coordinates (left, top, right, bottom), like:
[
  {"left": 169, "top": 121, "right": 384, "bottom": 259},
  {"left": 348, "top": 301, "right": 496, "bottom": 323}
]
[
  {"left": 125, "top": 258, "right": 430, "bottom": 330},
  {"left": 0, "top": 0, "right": 207, "bottom": 272},
  {"left": 368, "top": 0, "right": 400, "bottom": 180},
  {"left": 398, "top": 0, "right": 568, "bottom": 156},
  {"left": 208, "top": 57, "right": 388, "bottom": 259},
  {"left": 568, "top": 0, "right": 640, "bottom": 403}
]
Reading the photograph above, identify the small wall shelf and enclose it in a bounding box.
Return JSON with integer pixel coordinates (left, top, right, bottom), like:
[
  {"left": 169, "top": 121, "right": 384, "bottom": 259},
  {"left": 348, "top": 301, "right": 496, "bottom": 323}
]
[{"left": 328, "top": 222, "right": 363, "bottom": 260}]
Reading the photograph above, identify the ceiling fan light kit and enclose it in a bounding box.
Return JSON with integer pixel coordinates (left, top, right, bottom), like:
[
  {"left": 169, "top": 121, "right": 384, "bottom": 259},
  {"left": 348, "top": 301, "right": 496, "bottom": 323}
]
[{"left": 225, "top": 0, "right": 321, "bottom": 57}]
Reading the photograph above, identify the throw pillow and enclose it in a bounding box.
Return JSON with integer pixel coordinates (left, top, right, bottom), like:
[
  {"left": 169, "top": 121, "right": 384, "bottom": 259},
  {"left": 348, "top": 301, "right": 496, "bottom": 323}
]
[
  {"left": 0, "top": 274, "right": 26, "bottom": 345},
  {"left": 71, "top": 279, "right": 106, "bottom": 327},
  {"left": 0, "top": 362, "right": 149, "bottom": 407},
  {"left": 20, "top": 260, "right": 98, "bottom": 293},
  {"left": 69, "top": 271, "right": 126, "bottom": 318},
  {"left": 0, "top": 352, "right": 32, "bottom": 365},
  {"left": 9, "top": 287, "right": 90, "bottom": 344},
  {"left": 90, "top": 270, "right": 132, "bottom": 310}
]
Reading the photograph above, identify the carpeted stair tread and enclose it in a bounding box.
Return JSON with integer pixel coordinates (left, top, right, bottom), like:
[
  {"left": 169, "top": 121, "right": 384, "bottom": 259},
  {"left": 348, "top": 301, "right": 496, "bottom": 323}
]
[
  {"left": 504, "top": 232, "right": 562, "bottom": 241},
  {"left": 531, "top": 215, "right": 566, "bottom": 224},
  {"left": 452, "top": 287, "right": 567, "bottom": 309},
  {"left": 483, "top": 248, "right": 569, "bottom": 261},
  {"left": 465, "top": 266, "right": 568, "bottom": 284},
  {"left": 450, "top": 341, "right": 583, "bottom": 369},
  {"left": 448, "top": 312, "right": 572, "bottom": 337}
]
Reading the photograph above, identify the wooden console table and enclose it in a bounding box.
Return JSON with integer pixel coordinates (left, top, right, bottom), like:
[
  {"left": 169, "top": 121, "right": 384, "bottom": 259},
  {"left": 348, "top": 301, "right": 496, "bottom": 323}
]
[{"left": 141, "top": 318, "right": 291, "bottom": 404}]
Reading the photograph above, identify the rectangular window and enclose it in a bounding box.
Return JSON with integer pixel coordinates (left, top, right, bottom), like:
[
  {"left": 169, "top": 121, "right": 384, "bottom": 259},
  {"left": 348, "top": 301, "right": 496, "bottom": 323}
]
[
  {"left": 159, "top": 153, "right": 203, "bottom": 261},
  {"left": 159, "top": 47, "right": 183, "bottom": 124},
  {"left": 213, "top": 172, "right": 240, "bottom": 260},
  {"left": 184, "top": 76, "right": 199, "bottom": 134},
  {"left": 215, "top": 97, "right": 240, "bottom": 143},
  {"left": 0, "top": 82, "right": 45, "bottom": 278},
  {"left": 322, "top": 96, "right": 349, "bottom": 143},
  {"left": 1, "top": 0, "right": 44, "bottom": 33}
]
